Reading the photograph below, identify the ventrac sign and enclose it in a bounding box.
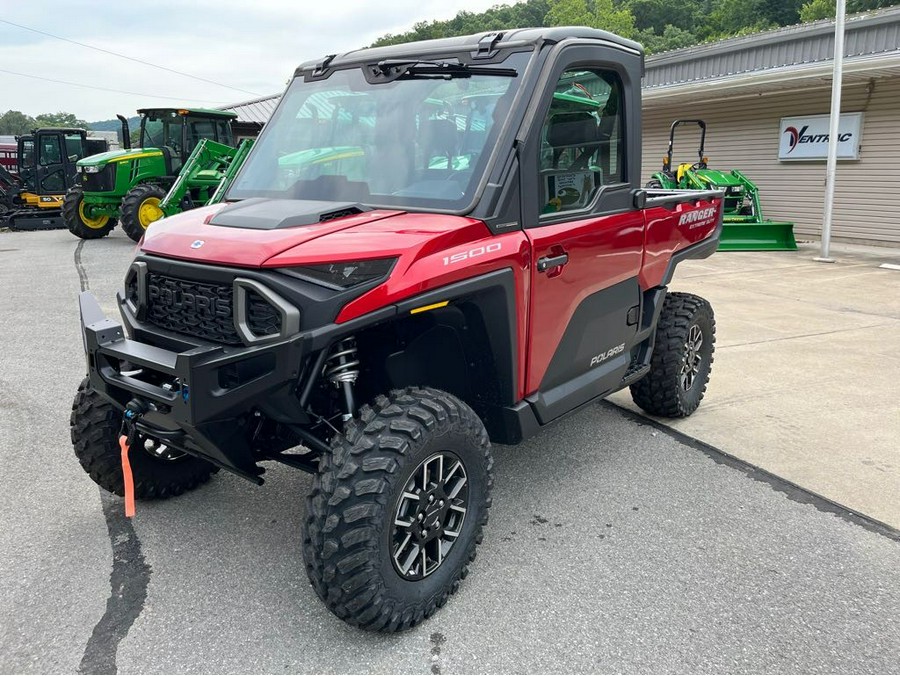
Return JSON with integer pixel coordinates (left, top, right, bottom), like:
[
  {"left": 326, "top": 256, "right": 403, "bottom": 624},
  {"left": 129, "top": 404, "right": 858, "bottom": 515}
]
[{"left": 778, "top": 113, "right": 863, "bottom": 161}]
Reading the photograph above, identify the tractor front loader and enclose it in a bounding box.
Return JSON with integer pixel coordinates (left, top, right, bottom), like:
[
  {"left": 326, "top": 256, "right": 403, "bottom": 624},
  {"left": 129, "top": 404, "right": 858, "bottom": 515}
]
[
  {"left": 156, "top": 137, "right": 254, "bottom": 219},
  {"left": 649, "top": 119, "right": 797, "bottom": 251}
]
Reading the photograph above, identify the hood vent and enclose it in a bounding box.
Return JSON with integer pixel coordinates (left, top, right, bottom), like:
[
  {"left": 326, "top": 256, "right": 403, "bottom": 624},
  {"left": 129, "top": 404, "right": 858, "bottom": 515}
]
[
  {"left": 319, "top": 206, "right": 364, "bottom": 222},
  {"left": 209, "top": 198, "right": 371, "bottom": 230}
]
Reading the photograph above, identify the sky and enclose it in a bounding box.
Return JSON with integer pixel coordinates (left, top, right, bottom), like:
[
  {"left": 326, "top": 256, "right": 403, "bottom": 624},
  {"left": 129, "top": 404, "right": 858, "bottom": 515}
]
[{"left": 0, "top": 0, "right": 514, "bottom": 121}]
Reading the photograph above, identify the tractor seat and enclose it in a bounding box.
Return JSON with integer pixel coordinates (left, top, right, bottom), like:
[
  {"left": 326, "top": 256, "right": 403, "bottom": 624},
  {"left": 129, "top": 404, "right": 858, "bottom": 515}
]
[{"left": 676, "top": 163, "right": 694, "bottom": 183}]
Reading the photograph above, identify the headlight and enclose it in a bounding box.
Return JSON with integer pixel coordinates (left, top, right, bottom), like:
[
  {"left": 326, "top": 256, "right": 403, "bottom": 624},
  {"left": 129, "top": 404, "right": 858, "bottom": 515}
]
[
  {"left": 82, "top": 166, "right": 101, "bottom": 174},
  {"left": 280, "top": 258, "right": 396, "bottom": 290}
]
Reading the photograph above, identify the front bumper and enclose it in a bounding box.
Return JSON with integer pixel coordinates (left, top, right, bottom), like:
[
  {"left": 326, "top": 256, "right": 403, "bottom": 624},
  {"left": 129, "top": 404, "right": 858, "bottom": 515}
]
[{"left": 80, "top": 291, "right": 309, "bottom": 478}]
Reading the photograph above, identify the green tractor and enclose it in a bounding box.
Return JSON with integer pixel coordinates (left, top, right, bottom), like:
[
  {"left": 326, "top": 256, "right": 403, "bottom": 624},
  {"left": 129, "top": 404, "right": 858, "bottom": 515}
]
[
  {"left": 63, "top": 108, "right": 238, "bottom": 241},
  {"left": 648, "top": 119, "right": 797, "bottom": 251}
]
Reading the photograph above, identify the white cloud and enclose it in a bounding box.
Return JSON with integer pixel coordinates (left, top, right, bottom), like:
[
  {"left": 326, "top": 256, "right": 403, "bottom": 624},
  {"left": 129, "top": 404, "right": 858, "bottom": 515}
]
[{"left": 0, "top": 0, "right": 519, "bottom": 120}]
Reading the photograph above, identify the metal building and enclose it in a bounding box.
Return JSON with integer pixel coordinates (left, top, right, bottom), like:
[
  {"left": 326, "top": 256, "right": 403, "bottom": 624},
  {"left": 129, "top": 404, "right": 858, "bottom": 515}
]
[{"left": 643, "top": 6, "right": 900, "bottom": 246}]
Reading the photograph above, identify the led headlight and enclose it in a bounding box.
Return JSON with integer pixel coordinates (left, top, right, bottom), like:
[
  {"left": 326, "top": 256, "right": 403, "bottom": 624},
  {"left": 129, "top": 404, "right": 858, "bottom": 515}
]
[
  {"left": 82, "top": 165, "right": 101, "bottom": 174},
  {"left": 281, "top": 258, "right": 396, "bottom": 290}
]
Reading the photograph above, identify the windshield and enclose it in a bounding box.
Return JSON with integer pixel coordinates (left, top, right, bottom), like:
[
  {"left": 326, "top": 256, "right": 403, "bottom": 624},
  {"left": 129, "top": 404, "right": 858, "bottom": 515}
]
[
  {"left": 228, "top": 52, "right": 529, "bottom": 210},
  {"left": 141, "top": 113, "right": 184, "bottom": 152}
]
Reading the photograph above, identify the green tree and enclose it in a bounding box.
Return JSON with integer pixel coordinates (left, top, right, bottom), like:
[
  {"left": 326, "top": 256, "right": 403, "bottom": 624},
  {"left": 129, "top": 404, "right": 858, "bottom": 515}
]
[
  {"left": 799, "top": 0, "right": 899, "bottom": 24},
  {"left": 0, "top": 110, "right": 37, "bottom": 135},
  {"left": 636, "top": 24, "right": 700, "bottom": 53},
  {"left": 544, "top": 0, "right": 637, "bottom": 38},
  {"left": 34, "top": 111, "right": 90, "bottom": 129},
  {"left": 701, "top": 0, "right": 777, "bottom": 40},
  {"left": 800, "top": 0, "right": 834, "bottom": 21}
]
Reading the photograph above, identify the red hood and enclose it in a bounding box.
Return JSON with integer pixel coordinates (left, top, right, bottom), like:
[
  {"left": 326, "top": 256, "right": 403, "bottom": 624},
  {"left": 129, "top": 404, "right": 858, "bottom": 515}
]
[
  {"left": 140, "top": 202, "right": 489, "bottom": 268},
  {"left": 140, "top": 203, "right": 404, "bottom": 267}
]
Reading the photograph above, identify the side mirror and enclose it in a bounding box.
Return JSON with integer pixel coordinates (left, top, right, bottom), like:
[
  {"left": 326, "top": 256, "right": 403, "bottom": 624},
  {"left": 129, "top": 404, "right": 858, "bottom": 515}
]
[{"left": 632, "top": 188, "right": 647, "bottom": 210}]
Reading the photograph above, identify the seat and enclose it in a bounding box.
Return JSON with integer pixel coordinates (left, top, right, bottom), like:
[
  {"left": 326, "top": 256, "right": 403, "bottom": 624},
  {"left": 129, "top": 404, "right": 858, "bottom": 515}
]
[
  {"left": 546, "top": 112, "right": 601, "bottom": 170},
  {"left": 419, "top": 118, "right": 458, "bottom": 170}
]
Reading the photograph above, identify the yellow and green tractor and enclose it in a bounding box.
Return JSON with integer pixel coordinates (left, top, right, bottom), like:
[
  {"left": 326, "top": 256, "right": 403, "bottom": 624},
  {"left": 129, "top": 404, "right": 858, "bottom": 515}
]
[
  {"left": 63, "top": 108, "right": 239, "bottom": 241},
  {"left": 648, "top": 119, "right": 797, "bottom": 251}
]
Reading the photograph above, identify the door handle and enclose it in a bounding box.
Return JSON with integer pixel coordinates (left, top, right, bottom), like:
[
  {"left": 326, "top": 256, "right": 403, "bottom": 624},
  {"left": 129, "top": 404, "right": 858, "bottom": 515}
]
[{"left": 537, "top": 253, "right": 569, "bottom": 272}]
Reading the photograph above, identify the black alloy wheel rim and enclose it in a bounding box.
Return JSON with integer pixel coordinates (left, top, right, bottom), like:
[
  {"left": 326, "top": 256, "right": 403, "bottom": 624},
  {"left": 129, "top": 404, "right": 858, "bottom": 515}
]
[
  {"left": 681, "top": 323, "right": 704, "bottom": 392},
  {"left": 391, "top": 452, "right": 469, "bottom": 581}
]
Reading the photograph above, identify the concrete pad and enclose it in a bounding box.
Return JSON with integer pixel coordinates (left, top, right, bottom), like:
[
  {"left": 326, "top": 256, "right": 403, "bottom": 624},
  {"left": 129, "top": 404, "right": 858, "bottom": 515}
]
[{"left": 611, "top": 242, "right": 900, "bottom": 528}]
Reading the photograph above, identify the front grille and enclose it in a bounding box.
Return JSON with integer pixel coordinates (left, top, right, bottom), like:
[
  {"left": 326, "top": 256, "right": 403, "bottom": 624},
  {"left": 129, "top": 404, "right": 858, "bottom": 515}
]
[
  {"left": 81, "top": 165, "right": 116, "bottom": 192},
  {"left": 245, "top": 289, "right": 282, "bottom": 338},
  {"left": 145, "top": 273, "right": 283, "bottom": 345}
]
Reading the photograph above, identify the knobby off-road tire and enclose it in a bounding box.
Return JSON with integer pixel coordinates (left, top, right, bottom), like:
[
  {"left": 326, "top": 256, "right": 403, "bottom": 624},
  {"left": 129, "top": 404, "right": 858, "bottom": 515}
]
[
  {"left": 62, "top": 187, "right": 117, "bottom": 239},
  {"left": 302, "top": 387, "right": 493, "bottom": 632},
  {"left": 70, "top": 378, "right": 217, "bottom": 499},
  {"left": 630, "top": 292, "right": 715, "bottom": 417},
  {"left": 120, "top": 183, "right": 166, "bottom": 242}
]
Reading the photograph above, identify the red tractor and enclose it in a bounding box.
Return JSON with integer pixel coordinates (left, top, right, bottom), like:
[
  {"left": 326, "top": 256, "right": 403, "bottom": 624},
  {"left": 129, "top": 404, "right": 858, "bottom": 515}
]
[{"left": 72, "top": 27, "right": 723, "bottom": 631}]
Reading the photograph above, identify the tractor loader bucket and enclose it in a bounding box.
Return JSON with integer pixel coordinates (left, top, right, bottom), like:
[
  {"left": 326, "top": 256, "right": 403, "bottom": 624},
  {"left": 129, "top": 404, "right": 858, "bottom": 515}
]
[{"left": 718, "top": 220, "right": 797, "bottom": 251}]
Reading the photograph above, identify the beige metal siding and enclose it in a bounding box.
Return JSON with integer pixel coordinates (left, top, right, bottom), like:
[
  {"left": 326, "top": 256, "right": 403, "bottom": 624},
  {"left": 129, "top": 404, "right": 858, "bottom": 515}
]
[{"left": 641, "top": 76, "right": 900, "bottom": 244}]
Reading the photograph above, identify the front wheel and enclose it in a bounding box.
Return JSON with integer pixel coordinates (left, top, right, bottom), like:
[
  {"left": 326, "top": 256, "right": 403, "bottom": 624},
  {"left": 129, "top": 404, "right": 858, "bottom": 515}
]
[
  {"left": 62, "top": 187, "right": 117, "bottom": 239},
  {"left": 630, "top": 292, "right": 716, "bottom": 417},
  {"left": 70, "top": 378, "right": 217, "bottom": 498},
  {"left": 302, "top": 387, "right": 493, "bottom": 632},
  {"left": 120, "top": 183, "right": 166, "bottom": 242}
]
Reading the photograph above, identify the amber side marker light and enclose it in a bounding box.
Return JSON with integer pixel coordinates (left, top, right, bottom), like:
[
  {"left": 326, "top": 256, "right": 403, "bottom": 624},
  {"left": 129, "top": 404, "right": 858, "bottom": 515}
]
[{"left": 410, "top": 300, "right": 449, "bottom": 315}]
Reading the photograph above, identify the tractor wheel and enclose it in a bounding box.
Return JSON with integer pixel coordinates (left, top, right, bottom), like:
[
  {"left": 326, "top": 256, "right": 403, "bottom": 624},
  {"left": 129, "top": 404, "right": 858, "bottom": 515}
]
[
  {"left": 646, "top": 178, "right": 664, "bottom": 189},
  {"left": 120, "top": 183, "right": 166, "bottom": 242},
  {"left": 630, "top": 292, "right": 716, "bottom": 417},
  {"left": 70, "top": 378, "right": 217, "bottom": 499},
  {"left": 302, "top": 387, "right": 493, "bottom": 632},
  {"left": 62, "top": 187, "right": 117, "bottom": 239}
]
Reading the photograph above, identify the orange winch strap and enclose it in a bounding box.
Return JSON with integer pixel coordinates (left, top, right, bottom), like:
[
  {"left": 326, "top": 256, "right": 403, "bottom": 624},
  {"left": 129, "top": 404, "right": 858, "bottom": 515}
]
[{"left": 119, "top": 435, "right": 136, "bottom": 518}]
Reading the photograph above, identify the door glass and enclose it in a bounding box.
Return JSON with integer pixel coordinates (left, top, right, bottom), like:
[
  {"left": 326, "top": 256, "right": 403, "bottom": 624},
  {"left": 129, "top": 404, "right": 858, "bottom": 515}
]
[
  {"left": 39, "top": 135, "right": 62, "bottom": 166},
  {"left": 187, "top": 120, "right": 215, "bottom": 152},
  {"left": 538, "top": 69, "right": 625, "bottom": 215},
  {"left": 216, "top": 121, "right": 233, "bottom": 145}
]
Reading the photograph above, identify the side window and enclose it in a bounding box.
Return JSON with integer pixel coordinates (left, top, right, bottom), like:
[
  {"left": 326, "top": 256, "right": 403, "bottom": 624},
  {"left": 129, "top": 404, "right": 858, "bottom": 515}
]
[
  {"left": 65, "top": 134, "right": 85, "bottom": 162},
  {"left": 539, "top": 68, "right": 625, "bottom": 215}
]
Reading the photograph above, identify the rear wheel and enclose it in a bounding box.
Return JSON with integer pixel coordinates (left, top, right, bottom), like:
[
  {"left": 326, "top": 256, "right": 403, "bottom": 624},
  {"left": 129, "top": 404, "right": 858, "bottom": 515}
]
[
  {"left": 120, "top": 183, "right": 166, "bottom": 242},
  {"left": 70, "top": 378, "right": 217, "bottom": 499},
  {"left": 646, "top": 178, "right": 664, "bottom": 189},
  {"left": 630, "top": 292, "right": 715, "bottom": 417},
  {"left": 62, "top": 187, "right": 116, "bottom": 239},
  {"left": 302, "top": 387, "right": 493, "bottom": 632}
]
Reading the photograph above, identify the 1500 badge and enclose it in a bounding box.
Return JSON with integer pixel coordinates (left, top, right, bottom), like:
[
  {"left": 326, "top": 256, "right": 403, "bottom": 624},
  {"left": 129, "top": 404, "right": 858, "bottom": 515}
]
[{"left": 443, "top": 243, "right": 501, "bottom": 266}]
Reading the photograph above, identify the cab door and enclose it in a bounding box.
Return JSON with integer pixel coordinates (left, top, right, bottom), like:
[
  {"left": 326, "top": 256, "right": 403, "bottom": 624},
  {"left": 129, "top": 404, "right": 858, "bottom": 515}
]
[
  {"left": 33, "top": 131, "right": 67, "bottom": 195},
  {"left": 521, "top": 46, "right": 646, "bottom": 423}
]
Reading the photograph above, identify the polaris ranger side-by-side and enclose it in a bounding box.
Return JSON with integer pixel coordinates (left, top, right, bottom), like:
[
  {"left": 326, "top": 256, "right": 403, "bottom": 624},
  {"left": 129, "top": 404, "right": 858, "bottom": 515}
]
[{"left": 72, "top": 28, "right": 723, "bottom": 632}]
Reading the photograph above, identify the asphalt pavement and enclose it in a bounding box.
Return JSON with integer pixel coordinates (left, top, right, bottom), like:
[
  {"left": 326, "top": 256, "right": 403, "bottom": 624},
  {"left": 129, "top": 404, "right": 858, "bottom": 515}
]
[{"left": 1, "top": 228, "right": 899, "bottom": 674}]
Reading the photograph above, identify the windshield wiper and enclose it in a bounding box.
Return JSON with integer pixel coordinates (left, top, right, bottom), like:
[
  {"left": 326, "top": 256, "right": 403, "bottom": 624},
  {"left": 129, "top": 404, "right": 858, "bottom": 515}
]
[{"left": 367, "top": 59, "right": 517, "bottom": 83}]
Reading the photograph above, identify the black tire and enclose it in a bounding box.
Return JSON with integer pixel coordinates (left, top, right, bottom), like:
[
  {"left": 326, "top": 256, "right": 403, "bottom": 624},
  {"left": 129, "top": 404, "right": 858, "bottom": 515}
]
[
  {"left": 120, "top": 183, "right": 166, "bottom": 242},
  {"left": 646, "top": 178, "right": 664, "bottom": 189},
  {"left": 70, "top": 378, "right": 217, "bottom": 499},
  {"left": 62, "top": 187, "right": 117, "bottom": 239},
  {"left": 302, "top": 387, "right": 493, "bottom": 632},
  {"left": 630, "top": 292, "right": 715, "bottom": 417}
]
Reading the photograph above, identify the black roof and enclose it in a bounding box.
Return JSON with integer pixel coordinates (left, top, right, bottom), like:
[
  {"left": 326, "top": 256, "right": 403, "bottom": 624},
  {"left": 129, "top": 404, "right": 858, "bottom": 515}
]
[{"left": 296, "top": 26, "right": 643, "bottom": 74}]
